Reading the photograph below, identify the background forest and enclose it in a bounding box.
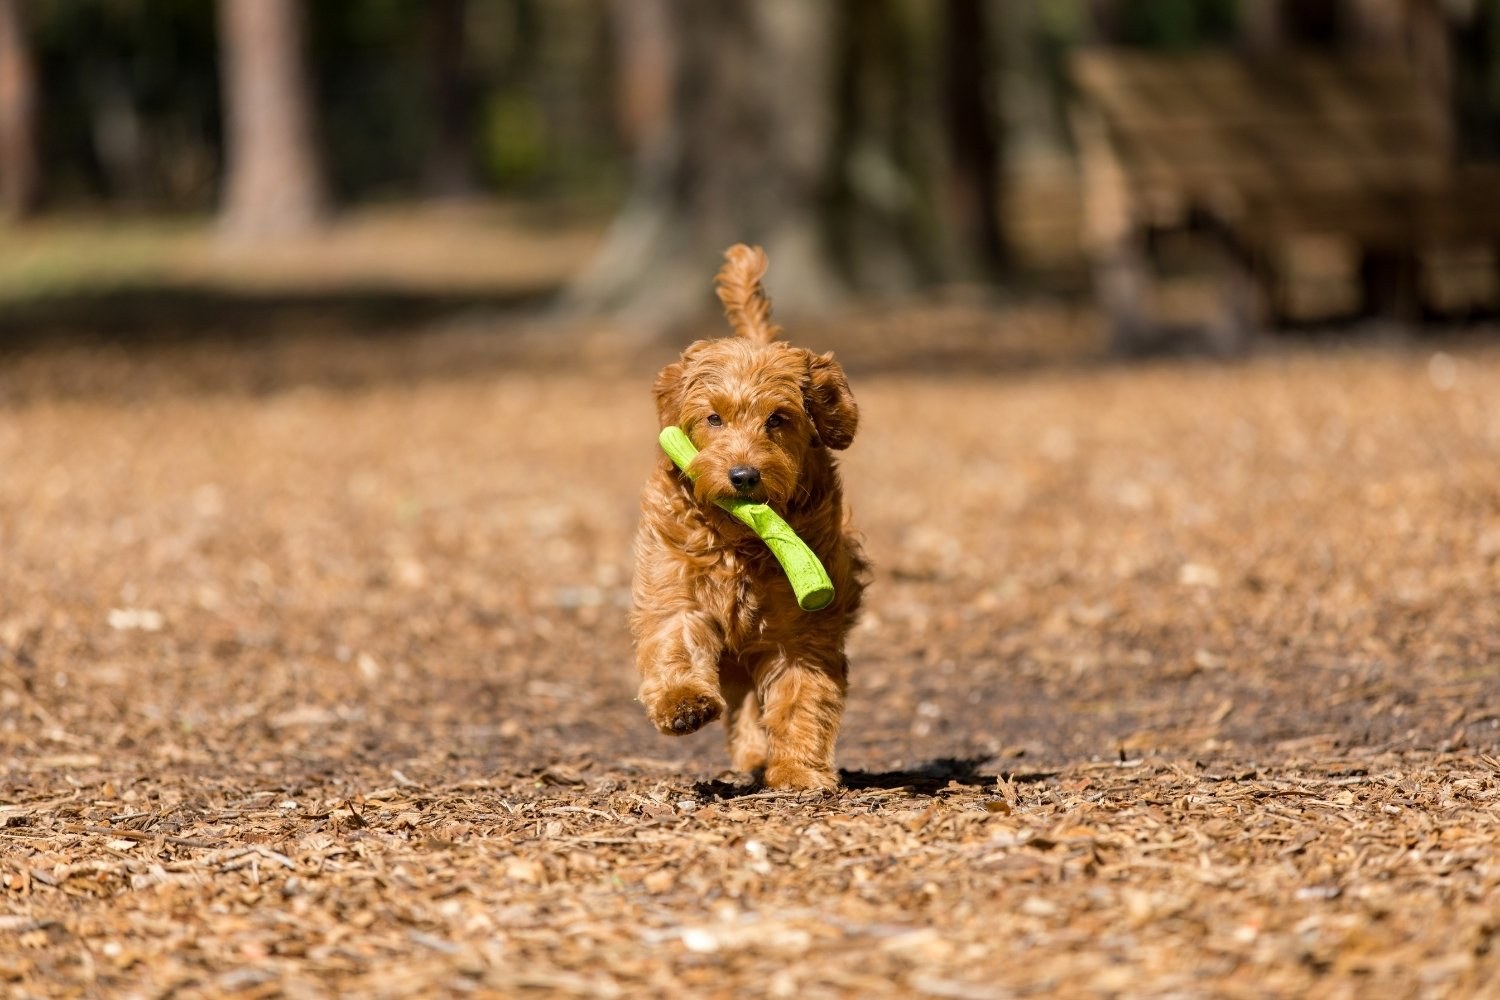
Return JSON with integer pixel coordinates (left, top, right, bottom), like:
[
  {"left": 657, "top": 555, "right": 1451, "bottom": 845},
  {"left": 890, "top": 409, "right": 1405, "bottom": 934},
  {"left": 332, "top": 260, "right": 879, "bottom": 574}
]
[{"left": 5, "top": 0, "right": 1500, "bottom": 329}]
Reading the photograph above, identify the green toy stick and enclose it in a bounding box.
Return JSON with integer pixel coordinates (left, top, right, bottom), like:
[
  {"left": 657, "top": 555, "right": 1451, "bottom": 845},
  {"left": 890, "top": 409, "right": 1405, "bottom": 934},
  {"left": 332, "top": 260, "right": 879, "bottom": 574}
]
[{"left": 659, "top": 426, "right": 834, "bottom": 612}]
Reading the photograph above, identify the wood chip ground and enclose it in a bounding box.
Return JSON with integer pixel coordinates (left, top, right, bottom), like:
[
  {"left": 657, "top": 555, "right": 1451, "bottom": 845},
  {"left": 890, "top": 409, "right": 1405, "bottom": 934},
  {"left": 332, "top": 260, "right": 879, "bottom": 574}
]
[{"left": 2, "top": 314, "right": 1498, "bottom": 998}]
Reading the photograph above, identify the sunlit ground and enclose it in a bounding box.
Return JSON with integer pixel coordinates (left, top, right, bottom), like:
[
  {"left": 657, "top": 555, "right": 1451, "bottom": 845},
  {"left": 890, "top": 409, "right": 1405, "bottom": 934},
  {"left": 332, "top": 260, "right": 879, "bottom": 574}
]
[{"left": 2, "top": 219, "right": 1498, "bottom": 996}]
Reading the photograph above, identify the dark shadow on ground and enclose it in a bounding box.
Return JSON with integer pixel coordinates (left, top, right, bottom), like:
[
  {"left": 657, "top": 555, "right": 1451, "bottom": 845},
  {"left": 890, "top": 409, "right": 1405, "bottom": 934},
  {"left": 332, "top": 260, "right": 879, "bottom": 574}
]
[
  {"left": 0, "top": 284, "right": 556, "bottom": 344},
  {"left": 842, "top": 757, "right": 1059, "bottom": 793},
  {"left": 4, "top": 281, "right": 1496, "bottom": 408},
  {"left": 691, "top": 756, "right": 1058, "bottom": 800},
  {"left": 0, "top": 285, "right": 1109, "bottom": 405},
  {"left": 0, "top": 284, "right": 599, "bottom": 405}
]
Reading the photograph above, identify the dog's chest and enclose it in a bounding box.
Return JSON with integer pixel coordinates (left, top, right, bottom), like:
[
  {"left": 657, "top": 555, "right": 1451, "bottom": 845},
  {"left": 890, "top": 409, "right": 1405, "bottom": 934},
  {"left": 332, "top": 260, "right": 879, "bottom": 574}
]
[{"left": 713, "top": 544, "right": 806, "bottom": 650}]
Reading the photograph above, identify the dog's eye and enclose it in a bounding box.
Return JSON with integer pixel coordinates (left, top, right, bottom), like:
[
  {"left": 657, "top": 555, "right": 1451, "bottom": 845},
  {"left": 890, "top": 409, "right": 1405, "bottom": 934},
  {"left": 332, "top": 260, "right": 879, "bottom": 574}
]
[
  {"left": 765, "top": 413, "right": 784, "bottom": 430},
  {"left": 706, "top": 414, "right": 723, "bottom": 427}
]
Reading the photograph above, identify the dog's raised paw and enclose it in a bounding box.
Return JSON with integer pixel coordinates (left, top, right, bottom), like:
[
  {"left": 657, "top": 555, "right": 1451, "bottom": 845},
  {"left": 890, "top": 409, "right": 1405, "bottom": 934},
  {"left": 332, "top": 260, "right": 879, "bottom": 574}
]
[{"left": 649, "top": 685, "right": 725, "bottom": 736}]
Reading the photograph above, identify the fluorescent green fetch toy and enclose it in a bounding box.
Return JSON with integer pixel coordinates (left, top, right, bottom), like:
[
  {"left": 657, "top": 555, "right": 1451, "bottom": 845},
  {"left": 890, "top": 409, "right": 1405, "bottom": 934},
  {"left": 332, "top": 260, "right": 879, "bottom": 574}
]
[{"left": 659, "top": 426, "right": 834, "bottom": 612}]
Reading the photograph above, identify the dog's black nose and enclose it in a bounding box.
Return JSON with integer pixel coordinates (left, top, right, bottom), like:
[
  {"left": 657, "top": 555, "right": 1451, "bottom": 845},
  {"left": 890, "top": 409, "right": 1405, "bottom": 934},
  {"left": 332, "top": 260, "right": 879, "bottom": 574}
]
[{"left": 728, "top": 466, "right": 761, "bottom": 493}]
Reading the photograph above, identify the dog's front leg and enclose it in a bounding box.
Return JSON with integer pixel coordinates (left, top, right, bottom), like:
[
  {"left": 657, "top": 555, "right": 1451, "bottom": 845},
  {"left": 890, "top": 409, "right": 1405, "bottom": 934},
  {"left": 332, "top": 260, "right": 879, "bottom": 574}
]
[
  {"left": 636, "top": 611, "right": 728, "bottom": 736},
  {"left": 755, "top": 652, "right": 847, "bottom": 790}
]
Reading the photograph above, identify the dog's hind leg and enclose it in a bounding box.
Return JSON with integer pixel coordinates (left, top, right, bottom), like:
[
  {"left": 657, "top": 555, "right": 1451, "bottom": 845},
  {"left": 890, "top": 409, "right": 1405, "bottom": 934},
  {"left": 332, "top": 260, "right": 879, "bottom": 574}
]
[{"left": 721, "top": 658, "right": 768, "bottom": 774}]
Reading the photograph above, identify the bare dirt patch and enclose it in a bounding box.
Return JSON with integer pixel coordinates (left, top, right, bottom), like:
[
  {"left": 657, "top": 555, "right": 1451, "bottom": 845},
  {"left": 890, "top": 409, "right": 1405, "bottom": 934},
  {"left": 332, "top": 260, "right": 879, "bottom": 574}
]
[{"left": 2, "top": 320, "right": 1498, "bottom": 997}]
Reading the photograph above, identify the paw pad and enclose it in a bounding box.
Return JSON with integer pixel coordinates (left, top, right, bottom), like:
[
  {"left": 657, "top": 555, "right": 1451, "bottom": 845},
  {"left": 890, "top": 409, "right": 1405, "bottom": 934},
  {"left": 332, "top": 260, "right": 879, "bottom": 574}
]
[{"left": 652, "top": 688, "right": 724, "bottom": 736}]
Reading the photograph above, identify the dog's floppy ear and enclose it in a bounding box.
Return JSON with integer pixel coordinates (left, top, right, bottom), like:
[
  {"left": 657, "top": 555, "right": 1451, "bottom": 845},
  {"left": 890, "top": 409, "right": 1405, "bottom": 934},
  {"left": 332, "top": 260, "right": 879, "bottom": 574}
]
[
  {"left": 656, "top": 341, "right": 713, "bottom": 427},
  {"left": 805, "top": 351, "right": 858, "bottom": 450},
  {"left": 653, "top": 360, "right": 687, "bottom": 429}
]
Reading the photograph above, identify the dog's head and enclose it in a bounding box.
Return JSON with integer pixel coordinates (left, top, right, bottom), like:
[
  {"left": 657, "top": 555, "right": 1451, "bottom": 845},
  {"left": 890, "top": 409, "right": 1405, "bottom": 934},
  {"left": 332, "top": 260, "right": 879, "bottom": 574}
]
[
  {"left": 653, "top": 244, "right": 858, "bottom": 508},
  {"left": 654, "top": 338, "right": 857, "bottom": 508}
]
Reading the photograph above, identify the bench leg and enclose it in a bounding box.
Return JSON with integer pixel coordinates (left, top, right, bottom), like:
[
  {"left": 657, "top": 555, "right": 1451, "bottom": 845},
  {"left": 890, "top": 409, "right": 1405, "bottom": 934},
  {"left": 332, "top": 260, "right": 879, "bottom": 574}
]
[
  {"left": 1097, "top": 237, "right": 1152, "bottom": 355},
  {"left": 1359, "top": 248, "right": 1420, "bottom": 324},
  {"left": 1207, "top": 241, "right": 1263, "bottom": 356}
]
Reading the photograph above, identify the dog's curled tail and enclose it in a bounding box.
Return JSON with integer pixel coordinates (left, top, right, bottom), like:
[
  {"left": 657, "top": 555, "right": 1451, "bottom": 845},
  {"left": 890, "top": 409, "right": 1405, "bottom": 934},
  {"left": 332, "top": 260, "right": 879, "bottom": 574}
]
[{"left": 715, "top": 244, "right": 781, "bottom": 344}]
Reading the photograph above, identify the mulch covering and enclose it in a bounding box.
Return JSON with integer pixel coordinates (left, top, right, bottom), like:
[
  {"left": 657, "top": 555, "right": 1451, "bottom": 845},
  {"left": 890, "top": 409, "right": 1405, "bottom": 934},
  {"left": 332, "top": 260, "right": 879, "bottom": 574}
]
[{"left": 2, "top": 320, "right": 1498, "bottom": 997}]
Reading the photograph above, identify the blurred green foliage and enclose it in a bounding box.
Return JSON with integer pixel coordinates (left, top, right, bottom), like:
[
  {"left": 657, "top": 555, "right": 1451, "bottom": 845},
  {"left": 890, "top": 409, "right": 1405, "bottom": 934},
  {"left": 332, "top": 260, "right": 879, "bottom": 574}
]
[
  {"left": 481, "top": 92, "right": 546, "bottom": 187},
  {"left": 1115, "top": 0, "right": 1240, "bottom": 49}
]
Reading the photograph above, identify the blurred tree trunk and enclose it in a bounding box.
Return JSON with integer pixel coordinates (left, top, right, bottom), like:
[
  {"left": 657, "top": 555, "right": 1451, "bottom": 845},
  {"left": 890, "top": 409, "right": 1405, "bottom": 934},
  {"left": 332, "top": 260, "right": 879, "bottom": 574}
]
[
  {"left": 1342, "top": 0, "right": 1436, "bottom": 321},
  {"left": 569, "top": 0, "right": 844, "bottom": 327},
  {"left": 1453, "top": 0, "right": 1500, "bottom": 158},
  {"left": 608, "top": 0, "right": 673, "bottom": 154},
  {"left": 1244, "top": 0, "right": 1339, "bottom": 48},
  {"left": 217, "top": 0, "right": 325, "bottom": 239},
  {"left": 1238, "top": 0, "right": 1283, "bottom": 52},
  {"left": 422, "top": 0, "right": 479, "bottom": 199},
  {"left": 944, "top": 0, "right": 1007, "bottom": 280},
  {"left": 0, "top": 0, "right": 39, "bottom": 220},
  {"left": 1086, "top": 0, "right": 1127, "bottom": 43},
  {"left": 575, "top": 0, "right": 1015, "bottom": 328},
  {"left": 826, "top": 0, "right": 938, "bottom": 291},
  {"left": 89, "top": 64, "right": 148, "bottom": 205},
  {"left": 1344, "top": 0, "right": 1406, "bottom": 48}
]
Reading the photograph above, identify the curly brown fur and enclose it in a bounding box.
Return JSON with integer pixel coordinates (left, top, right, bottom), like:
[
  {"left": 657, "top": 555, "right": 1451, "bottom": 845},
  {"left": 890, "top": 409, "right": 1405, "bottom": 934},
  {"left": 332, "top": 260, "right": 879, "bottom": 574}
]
[
  {"left": 631, "top": 244, "right": 867, "bottom": 791},
  {"left": 714, "top": 244, "right": 781, "bottom": 345}
]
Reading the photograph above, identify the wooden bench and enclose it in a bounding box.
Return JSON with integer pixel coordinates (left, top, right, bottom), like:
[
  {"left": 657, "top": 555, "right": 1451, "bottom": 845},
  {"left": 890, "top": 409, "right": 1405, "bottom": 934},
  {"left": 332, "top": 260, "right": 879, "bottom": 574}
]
[{"left": 1072, "top": 50, "right": 1500, "bottom": 351}]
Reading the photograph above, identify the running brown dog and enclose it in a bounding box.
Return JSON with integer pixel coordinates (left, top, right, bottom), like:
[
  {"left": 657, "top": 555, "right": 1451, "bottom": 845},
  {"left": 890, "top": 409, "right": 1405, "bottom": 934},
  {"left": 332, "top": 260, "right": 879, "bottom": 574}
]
[{"left": 631, "top": 244, "right": 867, "bottom": 791}]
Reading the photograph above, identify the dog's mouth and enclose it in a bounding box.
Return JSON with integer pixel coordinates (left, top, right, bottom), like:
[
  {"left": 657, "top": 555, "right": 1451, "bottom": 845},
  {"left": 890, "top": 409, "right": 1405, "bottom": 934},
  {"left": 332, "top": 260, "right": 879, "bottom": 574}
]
[
  {"left": 695, "top": 479, "right": 767, "bottom": 507},
  {"left": 728, "top": 484, "right": 769, "bottom": 504},
  {"left": 692, "top": 474, "right": 784, "bottom": 509}
]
